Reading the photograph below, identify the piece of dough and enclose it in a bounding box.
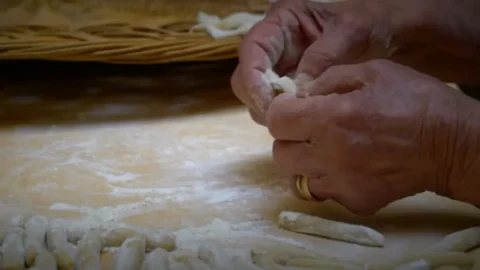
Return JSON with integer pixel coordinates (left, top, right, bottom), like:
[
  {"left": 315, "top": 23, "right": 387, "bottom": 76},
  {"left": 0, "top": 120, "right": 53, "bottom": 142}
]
[
  {"left": 278, "top": 211, "right": 385, "bottom": 247},
  {"left": 46, "top": 227, "right": 77, "bottom": 270},
  {"left": 263, "top": 69, "right": 298, "bottom": 95},
  {"left": 198, "top": 243, "right": 259, "bottom": 270},
  {"left": 140, "top": 248, "right": 169, "bottom": 270},
  {"left": 29, "top": 249, "right": 57, "bottom": 270},
  {"left": 103, "top": 227, "right": 175, "bottom": 251},
  {"left": 428, "top": 227, "right": 480, "bottom": 252},
  {"left": 2, "top": 227, "right": 25, "bottom": 270},
  {"left": 24, "top": 215, "right": 49, "bottom": 267},
  {"left": 113, "top": 235, "right": 146, "bottom": 270},
  {"left": 393, "top": 259, "right": 431, "bottom": 270},
  {"left": 372, "top": 252, "right": 475, "bottom": 270},
  {"left": 75, "top": 229, "right": 104, "bottom": 270},
  {"left": 170, "top": 250, "right": 211, "bottom": 270},
  {"left": 191, "top": 12, "right": 265, "bottom": 39},
  {"left": 10, "top": 214, "right": 31, "bottom": 228}
]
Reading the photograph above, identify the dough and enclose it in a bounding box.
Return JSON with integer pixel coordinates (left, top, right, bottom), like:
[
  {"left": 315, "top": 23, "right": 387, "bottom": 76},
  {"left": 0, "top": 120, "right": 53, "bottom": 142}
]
[
  {"left": 170, "top": 250, "right": 212, "bottom": 270},
  {"left": 198, "top": 243, "right": 258, "bottom": 270},
  {"left": 393, "top": 259, "right": 431, "bottom": 270},
  {"left": 167, "top": 250, "right": 194, "bottom": 270},
  {"left": 428, "top": 227, "right": 480, "bottom": 252},
  {"left": 113, "top": 235, "right": 146, "bottom": 270},
  {"left": 46, "top": 227, "right": 77, "bottom": 270},
  {"left": 191, "top": 12, "right": 265, "bottom": 39},
  {"left": 75, "top": 229, "right": 104, "bottom": 270},
  {"left": 2, "top": 227, "right": 25, "bottom": 270},
  {"left": 103, "top": 227, "right": 176, "bottom": 251},
  {"left": 29, "top": 249, "right": 57, "bottom": 270},
  {"left": 24, "top": 215, "right": 49, "bottom": 267},
  {"left": 278, "top": 211, "right": 385, "bottom": 247},
  {"left": 10, "top": 214, "right": 30, "bottom": 228},
  {"left": 140, "top": 248, "right": 169, "bottom": 270},
  {"left": 263, "top": 69, "right": 298, "bottom": 95}
]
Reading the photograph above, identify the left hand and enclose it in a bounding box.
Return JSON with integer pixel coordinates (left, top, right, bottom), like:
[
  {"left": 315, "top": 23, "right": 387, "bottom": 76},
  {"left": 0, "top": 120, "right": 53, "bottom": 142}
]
[{"left": 266, "top": 59, "right": 477, "bottom": 215}]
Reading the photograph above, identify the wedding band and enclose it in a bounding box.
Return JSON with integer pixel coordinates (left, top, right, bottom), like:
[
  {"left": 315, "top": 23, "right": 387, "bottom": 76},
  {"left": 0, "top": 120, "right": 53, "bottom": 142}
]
[{"left": 295, "top": 175, "right": 317, "bottom": 201}]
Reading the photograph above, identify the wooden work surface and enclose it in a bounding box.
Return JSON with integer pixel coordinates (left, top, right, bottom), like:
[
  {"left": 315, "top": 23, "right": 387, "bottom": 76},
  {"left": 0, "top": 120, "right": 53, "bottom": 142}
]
[{"left": 0, "top": 60, "right": 479, "bottom": 266}]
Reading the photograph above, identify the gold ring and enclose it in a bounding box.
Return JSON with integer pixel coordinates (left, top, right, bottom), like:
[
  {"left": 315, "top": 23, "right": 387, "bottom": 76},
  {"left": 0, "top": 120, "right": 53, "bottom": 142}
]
[{"left": 295, "top": 175, "right": 317, "bottom": 201}]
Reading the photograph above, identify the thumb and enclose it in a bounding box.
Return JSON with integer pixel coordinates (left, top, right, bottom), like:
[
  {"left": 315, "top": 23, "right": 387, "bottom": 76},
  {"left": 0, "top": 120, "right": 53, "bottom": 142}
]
[{"left": 303, "top": 63, "right": 367, "bottom": 96}]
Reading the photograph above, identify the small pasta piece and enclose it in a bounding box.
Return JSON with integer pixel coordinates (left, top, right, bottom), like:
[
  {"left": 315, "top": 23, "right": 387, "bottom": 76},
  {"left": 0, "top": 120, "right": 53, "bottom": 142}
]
[{"left": 278, "top": 211, "right": 385, "bottom": 247}]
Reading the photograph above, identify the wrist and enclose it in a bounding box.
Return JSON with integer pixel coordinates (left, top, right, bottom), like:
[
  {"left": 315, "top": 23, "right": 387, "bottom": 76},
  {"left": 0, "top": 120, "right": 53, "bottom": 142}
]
[
  {"left": 434, "top": 91, "right": 480, "bottom": 207},
  {"left": 387, "top": 0, "right": 480, "bottom": 61}
]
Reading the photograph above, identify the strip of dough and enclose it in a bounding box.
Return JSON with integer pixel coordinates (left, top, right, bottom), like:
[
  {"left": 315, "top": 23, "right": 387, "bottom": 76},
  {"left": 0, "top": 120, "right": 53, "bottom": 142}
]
[
  {"left": 278, "top": 211, "right": 385, "bottom": 247},
  {"left": 103, "top": 227, "right": 175, "bottom": 251},
  {"left": 171, "top": 250, "right": 212, "bottom": 270},
  {"left": 372, "top": 252, "right": 475, "bottom": 270},
  {"left": 75, "top": 230, "right": 104, "bottom": 270},
  {"left": 140, "top": 248, "right": 169, "bottom": 270},
  {"left": 24, "top": 215, "right": 49, "bottom": 267},
  {"left": 113, "top": 235, "right": 146, "bottom": 270},
  {"left": 2, "top": 227, "right": 25, "bottom": 270},
  {"left": 428, "top": 227, "right": 480, "bottom": 252},
  {"left": 29, "top": 249, "right": 57, "bottom": 270},
  {"left": 46, "top": 226, "right": 77, "bottom": 270},
  {"left": 198, "top": 243, "right": 260, "bottom": 270},
  {"left": 393, "top": 260, "right": 431, "bottom": 270}
]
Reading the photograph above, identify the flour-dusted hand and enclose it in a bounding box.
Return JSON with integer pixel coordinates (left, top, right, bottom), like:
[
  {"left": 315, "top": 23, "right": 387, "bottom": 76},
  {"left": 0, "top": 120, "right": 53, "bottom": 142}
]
[
  {"left": 266, "top": 59, "right": 480, "bottom": 215},
  {"left": 231, "top": 0, "right": 480, "bottom": 125},
  {"left": 230, "top": 0, "right": 393, "bottom": 125}
]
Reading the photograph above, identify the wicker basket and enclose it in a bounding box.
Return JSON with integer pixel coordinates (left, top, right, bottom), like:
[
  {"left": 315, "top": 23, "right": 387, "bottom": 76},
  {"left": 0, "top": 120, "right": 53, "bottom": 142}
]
[{"left": 0, "top": 0, "right": 269, "bottom": 64}]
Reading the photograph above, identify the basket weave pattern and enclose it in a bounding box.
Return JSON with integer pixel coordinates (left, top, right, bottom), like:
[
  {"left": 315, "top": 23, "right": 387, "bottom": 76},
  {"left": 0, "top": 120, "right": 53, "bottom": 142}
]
[{"left": 0, "top": 0, "right": 269, "bottom": 63}]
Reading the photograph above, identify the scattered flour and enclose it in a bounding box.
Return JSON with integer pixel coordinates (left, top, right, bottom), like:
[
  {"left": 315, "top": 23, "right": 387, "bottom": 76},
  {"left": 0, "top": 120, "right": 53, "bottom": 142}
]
[{"left": 96, "top": 172, "right": 141, "bottom": 183}]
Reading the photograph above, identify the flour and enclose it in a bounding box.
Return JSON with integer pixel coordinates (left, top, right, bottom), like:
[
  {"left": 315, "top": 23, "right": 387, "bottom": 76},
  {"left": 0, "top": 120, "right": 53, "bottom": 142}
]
[{"left": 96, "top": 172, "right": 141, "bottom": 183}]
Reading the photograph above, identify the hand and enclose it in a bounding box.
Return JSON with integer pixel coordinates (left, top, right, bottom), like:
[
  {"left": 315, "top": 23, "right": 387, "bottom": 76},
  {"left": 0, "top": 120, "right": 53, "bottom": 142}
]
[
  {"left": 266, "top": 59, "right": 480, "bottom": 215},
  {"left": 231, "top": 0, "right": 480, "bottom": 125},
  {"left": 231, "top": 0, "right": 393, "bottom": 125}
]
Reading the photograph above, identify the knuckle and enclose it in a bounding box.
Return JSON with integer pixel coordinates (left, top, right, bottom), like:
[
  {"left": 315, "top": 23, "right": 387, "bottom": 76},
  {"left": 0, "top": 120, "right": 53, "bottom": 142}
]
[{"left": 333, "top": 98, "right": 356, "bottom": 120}]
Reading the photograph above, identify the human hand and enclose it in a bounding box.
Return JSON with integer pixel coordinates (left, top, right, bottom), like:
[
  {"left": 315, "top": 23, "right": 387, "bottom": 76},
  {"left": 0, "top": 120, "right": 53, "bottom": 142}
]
[
  {"left": 266, "top": 59, "right": 479, "bottom": 215},
  {"left": 230, "top": 0, "right": 393, "bottom": 125},
  {"left": 231, "top": 0, "right": 480, "bottom": 126}
]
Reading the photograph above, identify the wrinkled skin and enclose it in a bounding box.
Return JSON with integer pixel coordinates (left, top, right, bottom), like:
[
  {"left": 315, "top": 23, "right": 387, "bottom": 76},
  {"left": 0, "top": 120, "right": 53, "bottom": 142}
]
[
  {"left": 267, "top": 59, "right": 480, "bottom": 215},
  {"left": 230, "top": 0, "right": 480, "bottom": 214},
  {"left": 231, "top": 0, "right": 480, "bottom": 124}
]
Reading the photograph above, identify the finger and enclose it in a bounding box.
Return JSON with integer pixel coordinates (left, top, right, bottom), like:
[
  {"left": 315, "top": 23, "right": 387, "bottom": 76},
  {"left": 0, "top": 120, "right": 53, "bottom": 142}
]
[
  {"left": 302, "top": 64, "right": 367, "bottom": 96},
  {"left": 266, "top": 93, "right": 334, "bottom": 141},
  {"left": 249, "top": 108, "right": 266, "bottom": 125},
  {"left": 231, "top": 65, "right": 253, "bottom": 107},
  {"left": 288, "top": 176, "right": 327, "bottom": 202},
  {"left": 295, "top": 30, "right": 353, "bottom": 81},
  {"left": 238, "top": 19, "right": 287, "bottom": 115},
  {"left": 272, "top": 140, "right": 318, "bottom": 176}
]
